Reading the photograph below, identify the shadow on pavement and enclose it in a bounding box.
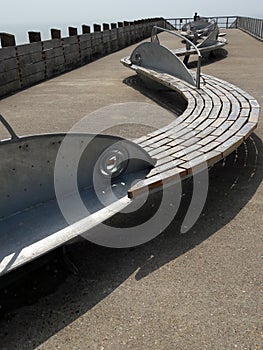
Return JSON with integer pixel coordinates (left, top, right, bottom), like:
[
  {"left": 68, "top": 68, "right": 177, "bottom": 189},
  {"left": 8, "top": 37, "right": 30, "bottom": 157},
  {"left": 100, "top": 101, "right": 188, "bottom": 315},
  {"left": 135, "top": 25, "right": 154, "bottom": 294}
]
[
  {"left": 0, "top": 72, "right": 261, "bottom": 349},
  {"left": 123, "top": 74, "right": 187, "bottom": 116},
  {"left": 187, "top": 48, "right": 228, "bottom": 69},
  {"left": 0, "top": 131, "right": 262, "bottom": 349}
]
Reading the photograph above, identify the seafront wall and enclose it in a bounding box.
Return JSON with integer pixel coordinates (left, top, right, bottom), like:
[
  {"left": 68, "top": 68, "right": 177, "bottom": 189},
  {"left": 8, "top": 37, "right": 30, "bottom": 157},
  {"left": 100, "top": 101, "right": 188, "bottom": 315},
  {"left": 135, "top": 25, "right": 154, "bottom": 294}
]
[{"left": 0, "top": 17, "right": 171, "bottom": 98}]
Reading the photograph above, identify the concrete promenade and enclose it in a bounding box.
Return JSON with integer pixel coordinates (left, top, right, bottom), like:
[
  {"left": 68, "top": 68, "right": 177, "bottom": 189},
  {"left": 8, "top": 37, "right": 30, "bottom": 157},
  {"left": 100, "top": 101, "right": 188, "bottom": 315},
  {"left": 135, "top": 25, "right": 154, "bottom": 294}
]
[{"left": 0, "top": 29, "right": 262, "bottom": 349}]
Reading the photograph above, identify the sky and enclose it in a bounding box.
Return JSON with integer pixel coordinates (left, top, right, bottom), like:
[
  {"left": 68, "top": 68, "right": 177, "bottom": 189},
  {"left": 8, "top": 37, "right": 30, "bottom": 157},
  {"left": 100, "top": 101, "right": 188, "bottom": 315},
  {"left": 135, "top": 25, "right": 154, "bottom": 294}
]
[{"left": 0, "top": 0, "right": 263, "bottom": 44}]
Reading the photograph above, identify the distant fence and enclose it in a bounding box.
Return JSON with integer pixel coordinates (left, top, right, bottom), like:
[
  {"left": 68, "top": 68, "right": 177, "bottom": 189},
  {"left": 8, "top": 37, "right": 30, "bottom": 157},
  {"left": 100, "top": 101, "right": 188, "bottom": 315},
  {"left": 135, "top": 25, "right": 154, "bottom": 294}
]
[
  {"left": 237, "top": 17, "right": 263, "bottom": 41},
  {"left": 166, "top": 16, "right": 238, "bottom": 30},
  {"left": 0, "top": 17, "right": 172, "bottom": 98},
  {"left": 166, "top": 15, "right": 263, "bottom": 41}
]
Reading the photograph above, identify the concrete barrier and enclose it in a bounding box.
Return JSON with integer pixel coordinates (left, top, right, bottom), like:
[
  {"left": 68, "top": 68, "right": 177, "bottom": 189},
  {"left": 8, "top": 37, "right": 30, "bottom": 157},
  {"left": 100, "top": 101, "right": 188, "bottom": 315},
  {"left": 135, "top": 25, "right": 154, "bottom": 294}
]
[{"left": 0, "top": 17, "right": 170, "bottom": 98}]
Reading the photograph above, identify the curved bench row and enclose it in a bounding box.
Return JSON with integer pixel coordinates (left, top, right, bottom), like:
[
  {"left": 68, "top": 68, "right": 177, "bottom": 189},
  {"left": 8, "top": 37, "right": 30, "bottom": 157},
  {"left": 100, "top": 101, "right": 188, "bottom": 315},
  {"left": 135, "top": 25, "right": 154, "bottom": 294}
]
[
  {"left": 171, "top": 36, "right": 226, "bottom": 57},
  {"left": 124, "top": 66, "right": 260, "bottom": 198},
  {"left": 172, "top": 26, "right": 227, "bottom": 58}
]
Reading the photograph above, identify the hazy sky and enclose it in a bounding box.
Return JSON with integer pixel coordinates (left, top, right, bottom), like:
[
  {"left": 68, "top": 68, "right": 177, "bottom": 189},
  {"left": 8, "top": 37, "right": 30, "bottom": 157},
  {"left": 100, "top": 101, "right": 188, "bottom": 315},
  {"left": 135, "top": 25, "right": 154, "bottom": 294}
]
[
  {"left": 0, "top": 0, "right": 262, "bottom": 44},
  {"left": 1, "top": 0, "right": 262, "bottom": 26}
]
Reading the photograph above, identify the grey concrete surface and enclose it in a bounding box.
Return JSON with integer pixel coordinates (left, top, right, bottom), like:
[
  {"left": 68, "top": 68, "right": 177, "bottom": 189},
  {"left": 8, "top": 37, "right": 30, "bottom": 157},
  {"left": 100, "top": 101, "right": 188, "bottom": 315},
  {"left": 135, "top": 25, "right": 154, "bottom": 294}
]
[
  {"left": 0, "top": 37, "right": 185, "bottom": 140},
  {"left": 0, "top": 29, "right": 262, "bottom": 350}
]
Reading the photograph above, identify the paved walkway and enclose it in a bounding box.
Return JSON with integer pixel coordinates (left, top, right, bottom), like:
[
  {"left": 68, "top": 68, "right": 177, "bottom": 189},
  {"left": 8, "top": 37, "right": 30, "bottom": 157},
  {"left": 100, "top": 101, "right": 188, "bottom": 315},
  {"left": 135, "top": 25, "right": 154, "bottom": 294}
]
[
  {"left": 0, "top": 37, "right": 184, "bottom": 140},
  {"left": 0, "top": 29, "right": 262, "bottom": 350}
]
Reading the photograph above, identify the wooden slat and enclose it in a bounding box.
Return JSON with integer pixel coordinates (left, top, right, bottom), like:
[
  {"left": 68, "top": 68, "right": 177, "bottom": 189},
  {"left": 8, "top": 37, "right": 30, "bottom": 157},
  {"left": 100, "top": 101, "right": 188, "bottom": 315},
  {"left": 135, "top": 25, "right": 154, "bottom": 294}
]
[
  {"left": 148, "top": 145, "right": 170, "bottom": 157},
  {"left": 172, "top": 144, "right": 202, "bottom": 159},
  {"left": 153, "top": 137, "right": 174, "bottom": 148},
  {"left": 194, "top": 118, "right": 215, "bottom": 131},
  {"left": 155, "top": 156, "right": 175, "bottom": 167},
  {"left": 168, "top": 126, "right": 194, "bottom": 139},
  {"left": 153, "top": 144, "right": 186, "bottom": 160},
  {"left": 128, "top": 167, "right": 187, "bottom": 198},
  {"left": 229, "top": 117, "right": 248, "bottom": 131},
  {"left": 208, "top": 105, "right": 222, "bottom": 119},
  {"left": 240, "top": 108, "right": 250, "bottom": 117},
  {"left": 140, "top": 133, "right": 168, "bottom": 148},
  {"left": 181, "top": 137, "right": 201, "bottom": 147},
  {"left": 211, "top": 121, "right": 234, "bottom": 136},
  {"left": 197, "top": 135, "right": 218, "bottom": 146},
  {"left": 210, "top": 117, "right": 227, "bottom": 128},
  {"left": 121, "top": 65, "right": 261, "bottom": 197},
  {"left": 199, "top": 141, "right": 221, "bottom": 153},
  {"left": 236, "top": 123, "right": 257, "bottom": 140},
  {"left": 182, "top": 150, "right": 222, "bottom": 173},
  {"left": 146, "top": 158, "right": 185, "bottom": 178},
  {"left": 165, "top": 137, "right": 185, "bottom": 147},
  {"left": 195, "top": 126, "right": 216, "bottom": 138},
  {"left": 248, "top": 107, "right": 260, "bottom": 123},
  {"left": 181, "top": 150, "right": 204, "bottom": 162},
  {"left": 201, "top": 85, "right": 222, "bottom": 107},
  {"left": 215, "top": 136, "right": 244, "bottom": 157}
]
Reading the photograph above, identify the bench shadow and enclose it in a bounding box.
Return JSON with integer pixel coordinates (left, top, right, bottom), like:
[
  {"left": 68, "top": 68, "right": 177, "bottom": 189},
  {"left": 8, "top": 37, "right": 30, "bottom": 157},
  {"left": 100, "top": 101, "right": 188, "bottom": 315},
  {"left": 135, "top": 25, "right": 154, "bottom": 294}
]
[
  {"left": 187, "top": 48, "right": 228, "bottom": 69},
  {"left": 0, "top": 121, "right": 262, "bottom": 348},
  {"left": 0, "top": 133, "right": 262, "bottom": 349},
  {"left": 123, "top": 75, "right": 188, "bottom": 115}
]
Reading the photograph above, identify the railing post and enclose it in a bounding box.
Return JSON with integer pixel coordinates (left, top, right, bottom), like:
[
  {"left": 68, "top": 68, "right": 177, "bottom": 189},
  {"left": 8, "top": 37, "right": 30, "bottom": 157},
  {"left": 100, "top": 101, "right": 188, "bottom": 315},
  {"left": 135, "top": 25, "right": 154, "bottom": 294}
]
[
  {"left": 93, "top": 24, "right": 101, "bottom": 32},
  {"left": 103, "top": 23, "right": 110, "bottom": 31},
  {"left": 28, "top": 31, "right": 41, "bottom": 43},
  {"left": 68, "top": 27, "right": 78, "bottom": 36},
  {"left": 0, "top": 32, "right": 16, "bottom": 47},
  {"left": 179, "top": 19, "right": 182, "bottom": 30},
  {"left": 82, "top": 25, "right": 90, "bottom": 34},
  {"left": 51, "top": 29, "right": 61, "bottom": 39}
]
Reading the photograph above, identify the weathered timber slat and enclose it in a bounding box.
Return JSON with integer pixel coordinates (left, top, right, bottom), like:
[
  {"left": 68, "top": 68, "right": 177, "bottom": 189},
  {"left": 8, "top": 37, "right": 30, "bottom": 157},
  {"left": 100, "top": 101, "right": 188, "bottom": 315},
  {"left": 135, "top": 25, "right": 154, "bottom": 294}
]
[{"left": 123, "top": 66, "right": 260, "bottom": 198}]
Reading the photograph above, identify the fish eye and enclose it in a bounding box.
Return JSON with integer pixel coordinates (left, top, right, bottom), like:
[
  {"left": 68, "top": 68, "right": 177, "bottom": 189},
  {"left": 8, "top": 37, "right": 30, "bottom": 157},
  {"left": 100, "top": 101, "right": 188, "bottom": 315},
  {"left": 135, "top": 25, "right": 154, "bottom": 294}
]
[{"left": 98, "top": 147, "right": 129, "bottom": 178}]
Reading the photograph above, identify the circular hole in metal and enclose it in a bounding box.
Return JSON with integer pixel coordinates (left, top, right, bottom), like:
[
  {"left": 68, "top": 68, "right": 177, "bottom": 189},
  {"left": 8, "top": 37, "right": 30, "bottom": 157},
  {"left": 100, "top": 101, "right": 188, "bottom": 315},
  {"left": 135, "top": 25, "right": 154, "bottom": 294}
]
[
  {"left": 134, "top": 53, "right": 142, "bottom": 65},
  {"left": 98, "top": 147, "right": 129, "bottom": 179}
]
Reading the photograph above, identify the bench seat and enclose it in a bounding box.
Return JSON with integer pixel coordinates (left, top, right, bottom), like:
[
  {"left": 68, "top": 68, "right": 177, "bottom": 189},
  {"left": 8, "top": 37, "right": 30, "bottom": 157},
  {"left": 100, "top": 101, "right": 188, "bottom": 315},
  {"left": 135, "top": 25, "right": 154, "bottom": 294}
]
[
  {"left": 124, "top": 66, "right": 260, "bottom": 198},
  {"left": 171, "top": 36, "right": 227, "bottom": 57}
]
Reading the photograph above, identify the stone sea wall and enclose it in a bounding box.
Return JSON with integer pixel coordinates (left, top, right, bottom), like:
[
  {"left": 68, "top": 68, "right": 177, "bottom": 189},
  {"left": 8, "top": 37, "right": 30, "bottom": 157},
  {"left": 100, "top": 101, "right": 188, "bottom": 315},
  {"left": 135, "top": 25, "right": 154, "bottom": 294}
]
[{"left": 0, "top": 17, "right": 172, "bottom": 98}]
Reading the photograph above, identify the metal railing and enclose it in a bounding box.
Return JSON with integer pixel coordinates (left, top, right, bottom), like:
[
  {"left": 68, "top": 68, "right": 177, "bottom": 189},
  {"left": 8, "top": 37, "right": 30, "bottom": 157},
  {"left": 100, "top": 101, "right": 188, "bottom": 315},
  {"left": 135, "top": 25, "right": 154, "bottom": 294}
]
[
  {"left": 165, "top": 15, "right": 263, "bottom": 40},
  {"left": 151, "top": 26, "right": 202, "bottom": 89},
  {"left": 237, "top": 17, "right": 263, "bottom": 41},
  {"left": 165, "top": 16, "right": 238, "bottom": 30}
]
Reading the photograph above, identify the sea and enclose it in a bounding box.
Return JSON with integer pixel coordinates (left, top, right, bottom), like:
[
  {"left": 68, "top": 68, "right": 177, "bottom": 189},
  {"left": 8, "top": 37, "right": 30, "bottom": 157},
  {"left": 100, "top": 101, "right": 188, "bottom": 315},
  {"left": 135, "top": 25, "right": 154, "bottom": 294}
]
[
  {"left": 1, "top": 15, "right": 263, "bottom": 47},
  {"left": 0, "top": 20, "right": 106, "bottom": 46}
]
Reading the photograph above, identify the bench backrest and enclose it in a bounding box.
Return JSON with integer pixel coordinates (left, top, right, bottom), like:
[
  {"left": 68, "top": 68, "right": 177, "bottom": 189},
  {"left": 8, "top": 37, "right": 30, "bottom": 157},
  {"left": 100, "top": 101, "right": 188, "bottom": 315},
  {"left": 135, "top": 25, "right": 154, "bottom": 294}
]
[
  {"left": 130, "top": 41, "right": 196, "bottom": 86},
  {"left": 197, "top": 26, "right": 219, "bottom": 48},
  {"left": 0, "top": 133, "right": 153, "bottom": 219}
]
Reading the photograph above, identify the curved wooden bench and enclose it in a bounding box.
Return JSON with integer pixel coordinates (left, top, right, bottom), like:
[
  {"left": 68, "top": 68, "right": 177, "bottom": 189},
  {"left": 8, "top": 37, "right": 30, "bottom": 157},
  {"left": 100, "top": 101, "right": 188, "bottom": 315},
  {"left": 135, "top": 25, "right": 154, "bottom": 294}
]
[
  {"left": 0, "top": 33, "right": 260, "bottom": 276},
  {"left": 122, "top": 66, "right": 260, "bottom": 198},
  {"left": 171, "top": 36, "right": 227, "bottom": 57},
  {"left": 173, "top": 26, "right": 227, "bottom": 58}
]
